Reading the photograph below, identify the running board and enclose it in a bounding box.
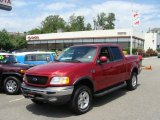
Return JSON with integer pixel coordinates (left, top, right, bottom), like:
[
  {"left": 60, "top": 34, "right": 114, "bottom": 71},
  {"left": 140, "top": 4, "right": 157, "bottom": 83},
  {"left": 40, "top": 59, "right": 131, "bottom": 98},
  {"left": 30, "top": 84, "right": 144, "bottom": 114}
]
[{"left": 94, "top": 82, "right": 127, "bottom": 97}]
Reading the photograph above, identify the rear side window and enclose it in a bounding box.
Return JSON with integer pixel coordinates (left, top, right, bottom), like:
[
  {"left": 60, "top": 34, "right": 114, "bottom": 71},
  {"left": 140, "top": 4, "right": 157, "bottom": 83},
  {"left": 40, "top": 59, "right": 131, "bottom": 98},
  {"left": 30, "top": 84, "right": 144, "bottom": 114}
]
[
  {"left": 25, "top": 54, "right": 50, "bottom": 61},
  {"left": 110, "top": 47, "right": 122, "bottom": 61}
]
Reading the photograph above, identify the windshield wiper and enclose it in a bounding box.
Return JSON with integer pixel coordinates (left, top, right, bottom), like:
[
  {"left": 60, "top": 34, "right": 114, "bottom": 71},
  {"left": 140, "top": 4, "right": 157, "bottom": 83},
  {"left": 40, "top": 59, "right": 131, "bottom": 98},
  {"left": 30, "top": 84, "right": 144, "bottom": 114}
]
[
  {"left": 70, "top": 59, "right": 81, "bottom": 63},
  {"left": 54, "top": 59, "right": 60, "bottom": 62},
  {"left": 58, "top": 59, "right": 81, "bottom": 62}
]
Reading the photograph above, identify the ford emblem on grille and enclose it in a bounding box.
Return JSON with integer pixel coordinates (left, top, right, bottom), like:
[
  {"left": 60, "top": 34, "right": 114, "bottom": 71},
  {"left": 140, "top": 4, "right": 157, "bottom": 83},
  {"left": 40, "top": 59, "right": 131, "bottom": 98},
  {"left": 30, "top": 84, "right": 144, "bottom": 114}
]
[{"left": 32, "top": 77, "right": 38, "bottom": 81}]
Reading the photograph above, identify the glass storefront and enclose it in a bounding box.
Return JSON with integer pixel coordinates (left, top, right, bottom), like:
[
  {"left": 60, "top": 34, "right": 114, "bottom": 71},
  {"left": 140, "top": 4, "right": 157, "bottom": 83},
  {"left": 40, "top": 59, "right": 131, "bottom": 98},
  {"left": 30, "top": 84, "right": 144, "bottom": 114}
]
[{"left": 27, "top": 37, "right": 144, "bottom": 50}]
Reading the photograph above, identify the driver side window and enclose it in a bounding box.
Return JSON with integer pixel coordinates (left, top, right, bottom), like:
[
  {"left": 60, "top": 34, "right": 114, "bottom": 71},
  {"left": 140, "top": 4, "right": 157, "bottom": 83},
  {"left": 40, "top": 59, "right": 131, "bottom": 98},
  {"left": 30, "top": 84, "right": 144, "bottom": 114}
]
[{"left": 99, "top": 47, "right": 112, "bottom": 62}]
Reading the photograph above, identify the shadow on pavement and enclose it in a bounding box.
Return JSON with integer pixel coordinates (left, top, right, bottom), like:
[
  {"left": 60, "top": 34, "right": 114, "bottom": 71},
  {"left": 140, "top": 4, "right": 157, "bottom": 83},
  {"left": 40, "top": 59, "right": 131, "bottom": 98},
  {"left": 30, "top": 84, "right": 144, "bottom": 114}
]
[
  {"left": 93, "top": 88, "right": 127, "bottom": 107},
  {"left": 26, "top": 85, "right": 141, "bottom": 118},
  {"left": 26, "top": 103, "right": 74, "bottom": 118}
]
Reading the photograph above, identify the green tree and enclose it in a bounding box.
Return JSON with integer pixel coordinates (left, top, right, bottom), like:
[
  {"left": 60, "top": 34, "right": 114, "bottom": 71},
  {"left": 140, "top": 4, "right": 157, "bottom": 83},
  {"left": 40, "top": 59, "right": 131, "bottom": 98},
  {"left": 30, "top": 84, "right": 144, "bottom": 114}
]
[
  {"left": 64, "top": 24, "right": 71, "bottom": 32},
  {"left": 0, "top": 29, "right": 27, "bottom": 51},
  {"left": 28, "top": 28, "right": 41, "bottom": 35},
  {"left": 106, "top": 13, "right": 115, "bottom": 29},
  {"left": 69, "top": 14, "right": 85, "bottom": 31},
  {"left": 10, "top": 34, "right": 27, "bottom": 50},
  {"left": 94, "top": 12, "right": 115, "bottom": 30},
  {"left": 0, "top": 29, "right": 12, "bottom": 50},
  {"left": 41, "top": 15, "right": 65, "bottom": 33},
  {"left": 85, "top": 23, "right": 92, "bottom": 30}
]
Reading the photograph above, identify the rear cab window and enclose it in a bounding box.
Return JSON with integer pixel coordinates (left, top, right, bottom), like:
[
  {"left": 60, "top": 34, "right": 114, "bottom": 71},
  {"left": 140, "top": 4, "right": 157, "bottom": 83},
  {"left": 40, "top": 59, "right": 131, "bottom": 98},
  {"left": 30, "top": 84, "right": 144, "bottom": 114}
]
[
  {"left": 110, "top": 47, "right": 123, "bottom": 61},
  {"left": 25, "top": 54, "right": 51, "bottom": 61}
]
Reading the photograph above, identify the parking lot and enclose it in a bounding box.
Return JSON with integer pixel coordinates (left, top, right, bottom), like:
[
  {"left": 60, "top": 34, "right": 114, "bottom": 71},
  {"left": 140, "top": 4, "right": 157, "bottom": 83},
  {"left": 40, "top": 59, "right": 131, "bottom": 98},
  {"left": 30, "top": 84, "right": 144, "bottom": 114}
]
[{"left": 0, "top": 57, "right": 160, "bottom": 120}]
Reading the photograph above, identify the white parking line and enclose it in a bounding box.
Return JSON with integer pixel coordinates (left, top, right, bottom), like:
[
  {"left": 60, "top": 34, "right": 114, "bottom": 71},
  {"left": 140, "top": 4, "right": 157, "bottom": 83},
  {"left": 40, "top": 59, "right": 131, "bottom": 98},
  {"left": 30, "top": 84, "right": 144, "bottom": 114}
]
[{"left": 9, "top": 97, "right": 24, "bottom": 103}]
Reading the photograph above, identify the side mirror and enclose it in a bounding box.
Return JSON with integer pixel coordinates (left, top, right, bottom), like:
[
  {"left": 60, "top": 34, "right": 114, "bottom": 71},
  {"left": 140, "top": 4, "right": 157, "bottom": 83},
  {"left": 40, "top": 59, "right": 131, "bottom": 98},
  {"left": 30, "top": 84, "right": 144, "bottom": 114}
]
[{"left": 99, "top": 56, "right": 108, "bottom": 63}]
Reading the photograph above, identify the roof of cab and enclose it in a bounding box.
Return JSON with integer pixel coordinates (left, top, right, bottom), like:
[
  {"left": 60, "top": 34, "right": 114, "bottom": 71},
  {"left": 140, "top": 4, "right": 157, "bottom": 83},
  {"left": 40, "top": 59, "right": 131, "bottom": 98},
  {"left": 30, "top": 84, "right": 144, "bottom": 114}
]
[
  {"left": 0, "top": 52, "right": 13, "bottom": 55},
  {"left": 13, "top": 51, "right": 55, "bottom": 56}
]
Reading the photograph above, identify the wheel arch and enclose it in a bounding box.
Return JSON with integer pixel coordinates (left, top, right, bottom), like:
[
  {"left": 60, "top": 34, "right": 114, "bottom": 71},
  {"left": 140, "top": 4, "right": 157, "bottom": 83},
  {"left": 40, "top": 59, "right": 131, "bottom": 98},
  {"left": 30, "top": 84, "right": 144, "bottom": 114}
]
[
  {"left": 73, "top": 76, "right": 95, "bottom": 93},
  {"left": 132, "top": 67, "right": 138, "bottom": 74},
  {"left": 1, "top": 72, "right": 22, "bottom": 86},
  {"left": 130, "top": 67, "right": 138, "bottom": 78}
]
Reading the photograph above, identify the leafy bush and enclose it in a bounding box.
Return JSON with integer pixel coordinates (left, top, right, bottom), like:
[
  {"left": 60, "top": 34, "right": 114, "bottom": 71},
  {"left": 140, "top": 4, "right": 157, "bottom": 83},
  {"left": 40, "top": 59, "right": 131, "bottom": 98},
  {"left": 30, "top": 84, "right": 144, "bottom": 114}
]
[
  {"left": 145, "top": 48, "right": 157, "bottom": 57},
  {"left": 123, "top": 48, "right": 144, "bottom": 55}
]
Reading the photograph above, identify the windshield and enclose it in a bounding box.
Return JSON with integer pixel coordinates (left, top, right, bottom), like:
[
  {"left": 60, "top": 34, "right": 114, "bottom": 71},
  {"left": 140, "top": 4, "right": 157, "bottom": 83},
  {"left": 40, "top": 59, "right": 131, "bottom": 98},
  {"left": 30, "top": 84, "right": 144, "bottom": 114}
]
[
  {"left": 57, "top": 46, "right": 97, "bottom": 62},
  {"left": 0, "top": 55, "right": 17, "bottom": 64}
]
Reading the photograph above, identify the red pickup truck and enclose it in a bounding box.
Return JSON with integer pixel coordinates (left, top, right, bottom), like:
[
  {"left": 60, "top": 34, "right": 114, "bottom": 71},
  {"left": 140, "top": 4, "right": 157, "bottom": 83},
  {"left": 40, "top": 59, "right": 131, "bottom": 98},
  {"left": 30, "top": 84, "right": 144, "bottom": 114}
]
[{"left": 21, "top": 44, "right": 141, "bottom": 114}]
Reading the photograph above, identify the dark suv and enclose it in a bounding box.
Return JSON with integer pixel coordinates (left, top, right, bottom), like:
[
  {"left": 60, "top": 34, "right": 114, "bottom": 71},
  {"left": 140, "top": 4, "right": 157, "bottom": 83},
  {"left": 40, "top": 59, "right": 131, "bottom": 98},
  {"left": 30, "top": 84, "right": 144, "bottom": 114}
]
[{"left": 0, "top": 53, "right": 30, "bottom": 95}]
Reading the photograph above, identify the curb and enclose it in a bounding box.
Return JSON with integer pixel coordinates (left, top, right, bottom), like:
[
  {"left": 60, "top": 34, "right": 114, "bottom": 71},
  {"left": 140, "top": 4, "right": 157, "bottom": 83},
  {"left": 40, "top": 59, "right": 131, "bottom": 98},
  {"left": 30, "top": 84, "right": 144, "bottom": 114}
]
[{"left": 143, "top": 57, "right": 157, "bottom": 60}]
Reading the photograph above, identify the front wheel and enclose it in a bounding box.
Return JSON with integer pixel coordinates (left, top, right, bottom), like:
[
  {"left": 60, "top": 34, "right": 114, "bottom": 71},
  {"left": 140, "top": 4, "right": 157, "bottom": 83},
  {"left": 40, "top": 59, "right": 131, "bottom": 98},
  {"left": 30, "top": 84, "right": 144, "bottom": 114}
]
[
  {"left": 70, "top": 85, "right": 92, "bottom": 115},
  {"left": 4, "top": 76, "right": 21, "bottom": 95},
  {"left": 126, "top": 72, "right": 138, "bottom": 90}
]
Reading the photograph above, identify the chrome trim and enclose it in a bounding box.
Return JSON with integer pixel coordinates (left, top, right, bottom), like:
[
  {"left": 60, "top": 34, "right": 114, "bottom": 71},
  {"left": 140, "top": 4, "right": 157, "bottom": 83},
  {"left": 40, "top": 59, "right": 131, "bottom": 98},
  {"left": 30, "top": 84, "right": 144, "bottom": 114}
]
[{"left": 21, "top": 83, "right": 74, "bottom": 96}]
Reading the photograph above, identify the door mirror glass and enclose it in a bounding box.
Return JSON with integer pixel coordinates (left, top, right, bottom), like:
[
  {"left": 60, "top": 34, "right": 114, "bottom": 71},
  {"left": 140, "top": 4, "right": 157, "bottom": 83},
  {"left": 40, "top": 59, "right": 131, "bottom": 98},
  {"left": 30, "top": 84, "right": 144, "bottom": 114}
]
[{"left": 99, "top": 56, "right": 108, "bottom": 63}]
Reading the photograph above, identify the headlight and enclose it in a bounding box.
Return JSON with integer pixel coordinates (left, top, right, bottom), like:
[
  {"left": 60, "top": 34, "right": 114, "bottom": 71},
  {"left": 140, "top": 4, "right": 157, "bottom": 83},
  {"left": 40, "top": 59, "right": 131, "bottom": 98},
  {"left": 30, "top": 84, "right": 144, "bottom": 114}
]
[
  {"left": 50, "top": 77, "right": 69, "bottom": 85},
  {"left": 20, "top": 69, "right": 27, "bottom": 74}
]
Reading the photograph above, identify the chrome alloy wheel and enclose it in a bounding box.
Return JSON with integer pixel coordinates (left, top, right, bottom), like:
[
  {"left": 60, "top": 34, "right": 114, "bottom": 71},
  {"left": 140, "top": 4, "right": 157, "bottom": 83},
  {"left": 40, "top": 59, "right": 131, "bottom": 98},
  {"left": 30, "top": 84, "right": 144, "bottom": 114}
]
[
  {"left": 6, "top": 80, "right": 17, "bottom": 93},
  {"left": 78, "top": 91, "right": 90, "bottom": 110},
  {"left": 132, "top": 75, "right": 137, "bottom": 87}
]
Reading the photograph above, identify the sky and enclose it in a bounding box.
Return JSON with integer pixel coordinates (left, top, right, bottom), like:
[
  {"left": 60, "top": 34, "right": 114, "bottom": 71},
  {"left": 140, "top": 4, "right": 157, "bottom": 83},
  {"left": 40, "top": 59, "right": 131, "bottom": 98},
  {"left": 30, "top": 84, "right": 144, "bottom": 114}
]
[{"left": 0, "top": 0, "right": 160, "bottom": 33}]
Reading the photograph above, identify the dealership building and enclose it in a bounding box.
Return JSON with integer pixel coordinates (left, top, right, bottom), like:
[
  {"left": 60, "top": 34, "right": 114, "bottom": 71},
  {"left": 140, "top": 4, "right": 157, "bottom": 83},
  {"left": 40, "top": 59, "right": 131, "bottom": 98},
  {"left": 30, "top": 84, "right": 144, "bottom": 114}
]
[
  {"left": 144, "top": 28, "right": 160, "bottom": 51},
  {"left": 26, "top": 29, "right": 145, "bottom": 51}
]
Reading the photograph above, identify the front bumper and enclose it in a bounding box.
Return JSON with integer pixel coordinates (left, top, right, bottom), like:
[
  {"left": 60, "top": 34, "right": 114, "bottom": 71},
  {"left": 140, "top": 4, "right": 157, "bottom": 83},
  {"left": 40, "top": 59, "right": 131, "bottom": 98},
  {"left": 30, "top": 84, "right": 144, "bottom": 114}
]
[{"left": 21, "top": 83, "right": 74, "bottom": 104}]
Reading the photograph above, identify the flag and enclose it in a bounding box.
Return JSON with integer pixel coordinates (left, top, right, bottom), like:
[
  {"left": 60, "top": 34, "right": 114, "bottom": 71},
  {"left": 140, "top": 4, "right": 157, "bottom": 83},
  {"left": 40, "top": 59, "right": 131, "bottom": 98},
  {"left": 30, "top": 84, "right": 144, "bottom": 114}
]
[{"left": 133, "top": 11, "right": 140, "bottom": 26}]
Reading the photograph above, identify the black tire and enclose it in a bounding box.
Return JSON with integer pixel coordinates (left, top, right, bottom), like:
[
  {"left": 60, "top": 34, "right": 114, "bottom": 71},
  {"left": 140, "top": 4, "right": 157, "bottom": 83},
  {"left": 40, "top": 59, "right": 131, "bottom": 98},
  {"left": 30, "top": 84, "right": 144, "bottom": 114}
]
[
  {"left": 126, "top": 72, "right": 138, "bottom": 90},
  {"left": 31, "top": 99, "right": 44, "bottom": 105},
  {"left": 70, "top": 85, "right": 92, "bottom": 115},
  {"left": 4, "top": 76, "right": 21, "bottom": 95}
]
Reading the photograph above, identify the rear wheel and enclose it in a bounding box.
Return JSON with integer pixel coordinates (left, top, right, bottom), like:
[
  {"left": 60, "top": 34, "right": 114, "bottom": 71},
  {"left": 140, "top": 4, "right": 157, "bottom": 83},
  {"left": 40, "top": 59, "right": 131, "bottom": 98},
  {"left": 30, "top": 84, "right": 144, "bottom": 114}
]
[
  {"left": 4, "top": 76, "right": 21, "bottom": 95},
  {"left": 70, "top": 85, "right": 92, "bottom": 114},
  {"left": 126, "top": 72, "right": 138, "bottom": 90}
]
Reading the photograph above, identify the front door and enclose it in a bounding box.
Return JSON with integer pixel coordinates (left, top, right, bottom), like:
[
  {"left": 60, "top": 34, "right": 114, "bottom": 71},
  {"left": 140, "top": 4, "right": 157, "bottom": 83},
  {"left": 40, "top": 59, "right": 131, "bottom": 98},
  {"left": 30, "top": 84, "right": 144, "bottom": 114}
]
[
  {"left": 93, "top": 47, "right": 115, "bottom": 91},
  {"left": 93, "top": 46, "right": 125, "bottom": 91}
]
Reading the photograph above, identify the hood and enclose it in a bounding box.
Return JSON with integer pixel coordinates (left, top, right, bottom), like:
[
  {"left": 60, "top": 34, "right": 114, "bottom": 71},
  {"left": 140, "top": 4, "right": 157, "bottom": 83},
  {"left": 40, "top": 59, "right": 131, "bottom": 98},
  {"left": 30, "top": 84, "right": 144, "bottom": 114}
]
[
  {"left": 12, "top": 63, "right": 31, "bottom": 68},
  {"left": 26, "top": 62, "right": 91, "bottom": 76},
  {"left": 9, "top": 63, "right": 31, "bottom": 69}
]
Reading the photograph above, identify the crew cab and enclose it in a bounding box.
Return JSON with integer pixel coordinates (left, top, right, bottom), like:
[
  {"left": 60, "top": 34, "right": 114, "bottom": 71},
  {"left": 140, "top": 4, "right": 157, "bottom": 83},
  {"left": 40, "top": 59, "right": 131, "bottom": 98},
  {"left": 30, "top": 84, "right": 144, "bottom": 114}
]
[
  {"left": 21, "top": 44, "right": 141, "bottom": 114},
  {"left": 0, "top": 53, "right": 30, "bottom": 95}
]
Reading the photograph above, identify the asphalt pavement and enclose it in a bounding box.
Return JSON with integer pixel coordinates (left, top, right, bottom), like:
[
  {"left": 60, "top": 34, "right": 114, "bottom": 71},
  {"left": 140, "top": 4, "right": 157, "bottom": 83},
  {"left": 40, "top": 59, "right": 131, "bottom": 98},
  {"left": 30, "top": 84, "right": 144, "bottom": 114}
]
[{"left": 0, "top": 57, "right": 160, "bottom": 120}]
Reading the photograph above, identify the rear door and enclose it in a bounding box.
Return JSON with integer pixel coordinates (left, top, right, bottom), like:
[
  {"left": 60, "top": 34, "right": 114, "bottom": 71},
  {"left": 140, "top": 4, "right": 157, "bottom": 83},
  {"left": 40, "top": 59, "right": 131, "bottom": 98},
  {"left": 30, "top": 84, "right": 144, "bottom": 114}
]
[{"left": 109, "top": 46, "right": 126, "bottom": 83}]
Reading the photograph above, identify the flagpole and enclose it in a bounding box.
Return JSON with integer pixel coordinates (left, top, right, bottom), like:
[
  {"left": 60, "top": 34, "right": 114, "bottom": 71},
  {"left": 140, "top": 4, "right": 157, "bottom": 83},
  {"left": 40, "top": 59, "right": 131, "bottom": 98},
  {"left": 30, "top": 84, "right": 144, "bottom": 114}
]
[{"left": 130, "top": 0, "right": 133, "bottom": 55}]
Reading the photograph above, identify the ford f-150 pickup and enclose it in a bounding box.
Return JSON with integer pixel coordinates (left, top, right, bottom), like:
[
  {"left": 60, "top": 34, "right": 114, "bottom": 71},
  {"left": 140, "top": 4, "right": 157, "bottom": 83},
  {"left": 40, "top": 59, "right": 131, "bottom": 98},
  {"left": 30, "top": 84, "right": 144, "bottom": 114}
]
[{"left": 21, "top": 44, "right": 141, "bottom": 114}]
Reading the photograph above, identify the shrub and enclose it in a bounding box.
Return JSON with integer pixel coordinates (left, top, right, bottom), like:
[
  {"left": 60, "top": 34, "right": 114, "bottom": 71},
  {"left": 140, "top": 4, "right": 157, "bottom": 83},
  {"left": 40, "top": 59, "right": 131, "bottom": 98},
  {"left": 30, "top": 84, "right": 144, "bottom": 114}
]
[
  {"left": 123, "top": 48, "right": 144, "bottom": 55},
  {"left": 145, "top": 48, "right": 157, "bottom": 57}
]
